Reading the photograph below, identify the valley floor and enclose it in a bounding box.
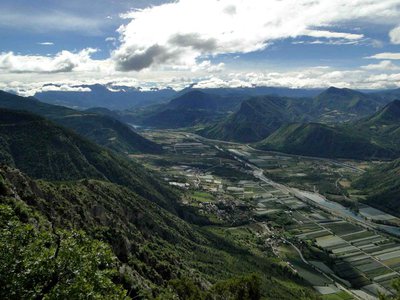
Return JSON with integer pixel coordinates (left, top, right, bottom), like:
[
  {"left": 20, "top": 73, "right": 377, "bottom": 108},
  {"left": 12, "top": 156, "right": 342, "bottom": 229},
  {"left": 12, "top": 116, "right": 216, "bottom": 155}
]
[{"left": 135, "top": 129, "right": 400, "bottom": 300}]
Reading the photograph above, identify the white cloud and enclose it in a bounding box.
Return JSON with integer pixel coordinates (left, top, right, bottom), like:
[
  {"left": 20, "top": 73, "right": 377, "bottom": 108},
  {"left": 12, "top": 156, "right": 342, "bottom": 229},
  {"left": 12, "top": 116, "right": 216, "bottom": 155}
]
[
  {"left": 192, "top": 61, "right": 225, "bottom": 73},
  {"left": 370, "top": 39, "right": 384, "bottom": 48},
  {"left": 303, "top": 30, "right": 363, "bottom": 40},
  {"left": 361, "top": 60, "right": 400, "bottom": 71},
  {"left": 1, "top": 65, "right": 400, "bottom": 97},
  {"left": 366, "top": 52, "right": 400, "bottom": 60},
  {"left": 37, "top": 42, "right": 54, "bottom": 46},
  {"left": 0, "top": 10, "right": 108, "bottom": 35},
  {"left": 113, "top": 0, "right": 400, "bottom": 71},
  {"left": 389, "top": 26, "right": 400, "bottom": 44},
  {"left": 40, "top": 84, "right": 92, "bottom": 92},
  {"left": 0, "top": 48, "right": 109, "bottom": 74},
  {"left": 191, "top": 68, "right": 400, "bottom": 90}
]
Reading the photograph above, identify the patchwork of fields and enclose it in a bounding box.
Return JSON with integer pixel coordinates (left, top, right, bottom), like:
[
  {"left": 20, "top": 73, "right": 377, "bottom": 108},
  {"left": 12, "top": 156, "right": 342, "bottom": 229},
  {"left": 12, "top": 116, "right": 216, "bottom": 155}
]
[{"left": 138, "top": 130, "right": 400, "bottom": 299}]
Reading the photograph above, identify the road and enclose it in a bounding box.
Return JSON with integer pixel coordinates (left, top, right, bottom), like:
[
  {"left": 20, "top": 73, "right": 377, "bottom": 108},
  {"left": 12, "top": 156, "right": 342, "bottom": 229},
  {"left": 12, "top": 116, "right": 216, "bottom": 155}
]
[
  {"left": 186, "top": 132, "right": 396, "bottom": 299},
  {"left": 284, "top": 239, "right": 365, "bottom": 300},
  {"left": 192, "top": 132, "right": 400, "bottom": 236},
  {"left": 190, "top": 132, "right": 365, "bottom": 173}
]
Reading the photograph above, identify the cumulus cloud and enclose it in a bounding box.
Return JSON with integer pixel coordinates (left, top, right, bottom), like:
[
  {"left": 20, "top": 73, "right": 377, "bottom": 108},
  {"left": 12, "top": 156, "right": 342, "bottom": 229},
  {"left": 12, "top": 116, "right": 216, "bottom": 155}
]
[
  {"left": 113, "top": 0, "right": 400, "bottom": 71},
  {"left": 2, "top": 65, "right": 400, "bottom": 97},
  {"left": 389, "top": 26, "right": 400, "bottom": 44},
  {"left": 361, "top": 60, "right": 400, "bottom": 71},
  {"left": 0, "top": 82, "right": 92, "bottom": 97},
  {"left": 0, "top": 48, "right": 106, "bottom": 73},
  {"left": 192, "top": 61, "right": 225, "bottom": 73},
  {"left": 366, "top": 52, "right": 400, "bottom": 60},
  {"left": 40, "top": 84, "right": 92, "bottom": 92},
  {"left": 191, "top": 68, "right": 399, "bottom": 90}
]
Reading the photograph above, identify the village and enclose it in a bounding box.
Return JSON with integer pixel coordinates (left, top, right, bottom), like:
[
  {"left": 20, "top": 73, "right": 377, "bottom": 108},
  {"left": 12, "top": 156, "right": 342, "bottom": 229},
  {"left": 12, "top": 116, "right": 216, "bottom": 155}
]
[{"left": 135, "top": 129, "right": 400, "bottom": 300}]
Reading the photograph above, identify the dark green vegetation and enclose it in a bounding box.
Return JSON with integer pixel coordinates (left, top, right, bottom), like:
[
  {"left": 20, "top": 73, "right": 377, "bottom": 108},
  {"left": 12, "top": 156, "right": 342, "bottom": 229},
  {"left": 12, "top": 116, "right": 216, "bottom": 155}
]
[
  {"left": 0, "top": 91, "right": 162, "bottom": 154},
  {"left": 256, "top": 122, "right": 395, "bottom": 159},
  {"left": 0, "top": 202, "right": 126, "bottom": 299},
  {"left": 56, "top": 113, "right": 162, "bottom": 154},
  {"left": 198, "top": 89, "right": 400, "bottom": 160},
  {"left": 0, "top": 162, "right": 318, "bottom": 299},
  {"left": 158, "top": 274, "right": 262, "bottom": 300},
  {"left": 380, "top": 279, "right": 400, "bottom": 300},
  {"left": 348, "top": 100, "right": 400, "bottom": 152},
  {"left": 133, "top": 91, "right": 244, "bottom": 128},
  {"left": 313, "top": 87, "right": 385, "bottom": 123},
  {"left": 355, "top": 158, "right": 400, "bottom": 216},
  {"left": 0, "top": 109, "right": 175, "bottom": 211},
  {"left": 199, "top": 87, "right": 393, "bottom": 144},
  {"left": 200, "top": 96, "right": 310, "bottom": 143},
  {"left": 348, "top": 101, "right": 400, "bottom": 214},
  {"left": 0, "top": 108, "right": 319, "bottom": 298}
]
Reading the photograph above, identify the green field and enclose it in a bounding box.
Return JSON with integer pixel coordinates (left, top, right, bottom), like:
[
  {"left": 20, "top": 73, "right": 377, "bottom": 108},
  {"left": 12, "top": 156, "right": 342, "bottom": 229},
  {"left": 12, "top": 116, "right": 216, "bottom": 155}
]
[
  {"left": 322, "top": 291, "right": 354, "bottom": 300},
  {"left": 192, "top": 191, "right": 216, "bottom": 202}
]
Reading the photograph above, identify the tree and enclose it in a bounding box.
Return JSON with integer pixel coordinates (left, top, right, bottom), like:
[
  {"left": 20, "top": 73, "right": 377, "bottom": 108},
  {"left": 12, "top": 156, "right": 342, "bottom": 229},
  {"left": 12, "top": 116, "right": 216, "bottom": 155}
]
[
  {"left": 0, "top": 204, "right": 127, "bottom": 299},
  {"left": 379, "top": 279, "right": 400, "bottom": 300},
  {"left": 157, "top": 274, "right": 262, "bottom": 300}
]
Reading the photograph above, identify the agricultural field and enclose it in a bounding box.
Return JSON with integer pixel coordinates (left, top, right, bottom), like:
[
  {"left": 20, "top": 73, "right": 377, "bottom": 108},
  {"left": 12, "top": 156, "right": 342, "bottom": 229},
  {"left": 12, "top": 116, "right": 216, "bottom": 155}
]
[
  {"left": 287, "top": 208, "right": 400, "bottom": 298},
  {"left": 137, "top": 129, "right": 400, "bottom": 299},
  {"left": 223, "top": 143, "right": 373, "bottom": 209}
]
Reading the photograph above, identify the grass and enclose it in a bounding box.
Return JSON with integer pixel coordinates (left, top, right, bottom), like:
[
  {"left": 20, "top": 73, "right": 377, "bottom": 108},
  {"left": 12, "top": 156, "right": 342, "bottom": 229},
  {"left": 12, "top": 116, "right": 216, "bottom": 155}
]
[
  {"left": 280, "top": 245, "right": 331, "bottom": 286},
  {"left": 192, "top": 191, "right": 215, "bottom": 202},
  {"left": 322, "top": 291, "right": 354, "bottom": 300},
  {"left": 341, "top": 230, "right": 375, "bottom": 242},
  {"left": 382, "top": 256, "right": 400, "bottom": 267}
]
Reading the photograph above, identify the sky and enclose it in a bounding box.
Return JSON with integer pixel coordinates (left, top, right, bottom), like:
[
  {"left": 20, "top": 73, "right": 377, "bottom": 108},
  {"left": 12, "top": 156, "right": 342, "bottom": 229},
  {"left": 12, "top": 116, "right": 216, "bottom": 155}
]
[{"left": 1, "top": 0, "right": 400, "bottom": 95}]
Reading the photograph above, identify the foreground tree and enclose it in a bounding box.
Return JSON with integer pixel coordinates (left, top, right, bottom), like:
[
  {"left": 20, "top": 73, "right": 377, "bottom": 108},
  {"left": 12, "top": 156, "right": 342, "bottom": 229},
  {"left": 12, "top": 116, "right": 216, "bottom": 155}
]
[{"left": 0, "top": 204, "right": 127, "bottom": 299}]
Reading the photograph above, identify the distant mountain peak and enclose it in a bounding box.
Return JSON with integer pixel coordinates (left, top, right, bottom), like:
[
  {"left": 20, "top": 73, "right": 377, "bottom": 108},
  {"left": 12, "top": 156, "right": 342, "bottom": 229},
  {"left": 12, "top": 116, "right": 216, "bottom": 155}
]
[
  {"left": 176, "top": 90, "right": 208, "bottom": 99},
  {"left": 322, "top": 86, "right": 356, "bottom": 96},
  {"left": 167, "top": 90, "right": 224, "bottom": 110},
  {"left": 325, "top": 86, "right": 343, "bottom": 92}
]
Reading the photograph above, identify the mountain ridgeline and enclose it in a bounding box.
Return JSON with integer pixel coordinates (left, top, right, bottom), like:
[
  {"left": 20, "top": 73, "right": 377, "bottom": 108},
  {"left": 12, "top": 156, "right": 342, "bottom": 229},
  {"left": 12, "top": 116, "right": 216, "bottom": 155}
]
[
  {"left": 0, "top": 109, "right": 176, "bottom": 211},
  {"left": 35, "top": 84, "right": 177, "bottom": 110},
  {"left": 255, "top": 122, "right": 396, "bottom": 159},
  {"left": 199, "top": 87, "right": 392, "bottom": 144},
  {"left": 347, "top": 100, "right": 400, "bottom": 152},
  {"left": 129, "top": 90, "right": 245, "bottom": 128},
  {"left": 312, "top": 87, "right": 385, "bottom": 123},
  {"left": 0, "top": 91, "right": 162, "bottom": 154},
  {"left": 199, "top": 95, "right": 311, "bottom": 143}
]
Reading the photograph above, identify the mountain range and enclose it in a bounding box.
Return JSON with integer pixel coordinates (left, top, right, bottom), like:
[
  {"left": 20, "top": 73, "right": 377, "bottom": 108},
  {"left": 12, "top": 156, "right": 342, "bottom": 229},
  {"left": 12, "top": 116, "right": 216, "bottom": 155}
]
[
  {"left": 0, "top": 103, "right": 319, "bottom": 299},
  {"left": 0, "top": 91, "right": 161, "bottom": 154},
  {"left": 35, "top": 84, "right": 177, "bottom": 110},
  {"left": 199, "top": 87, "right": 393, "bottom": 144},
  {"left": 198, "top": 95, "right": 311, "bottom": 143},
  {"left": 125, "top": 90, "right": 245, "bottom": 129},
  {"left": 312, "top": 87, "right": 385, "bottom": 123},
  {"left": 34, "top": 84, "right": 327, "bottom": 111}
]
